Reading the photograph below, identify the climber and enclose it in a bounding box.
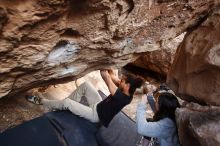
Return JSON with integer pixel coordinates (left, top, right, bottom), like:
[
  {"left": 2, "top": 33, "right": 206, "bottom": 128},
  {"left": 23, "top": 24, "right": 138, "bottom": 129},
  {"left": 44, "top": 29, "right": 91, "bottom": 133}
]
[
  {"left": 26, "top": 69, "right": 144, "bottom": 127},
  {"left": 137, "top": 84, "right": 181, "bottom": 146}
]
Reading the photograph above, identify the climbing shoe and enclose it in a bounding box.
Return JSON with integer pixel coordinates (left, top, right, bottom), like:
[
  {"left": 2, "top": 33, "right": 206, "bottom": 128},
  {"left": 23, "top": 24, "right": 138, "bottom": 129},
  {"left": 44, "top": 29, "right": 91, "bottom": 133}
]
[{"left": 26, "top": 95, "right": 42, "bottom": 105}]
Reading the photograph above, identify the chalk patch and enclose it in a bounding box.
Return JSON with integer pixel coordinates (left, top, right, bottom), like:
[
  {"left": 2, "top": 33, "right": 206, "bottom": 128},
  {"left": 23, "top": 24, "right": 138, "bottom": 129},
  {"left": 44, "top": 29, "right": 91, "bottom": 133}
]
[
  {"left": 207, "top": 43, "right": 220, "bottom": 66},
  {"left": 57, "top": 64, "right": 87, "bottom": 77},
  {"left": 47, "top": 42, "right": 79, "bottom": 65},
  {"left": 61, "top": 66, "right": 77, "bottom": 75},
  {"left": 118, "top": 37, "right": 133, "bottom": 49}
]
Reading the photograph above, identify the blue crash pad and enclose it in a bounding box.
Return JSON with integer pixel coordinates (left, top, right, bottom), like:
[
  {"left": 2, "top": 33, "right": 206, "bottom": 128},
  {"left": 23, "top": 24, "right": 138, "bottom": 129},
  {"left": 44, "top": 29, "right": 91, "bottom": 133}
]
[
  {"left": 0, "top": 111, "right": 100, "bottom": 146},
  {"left": 0, "top": 114, "right": 64, "bottom": 146}
]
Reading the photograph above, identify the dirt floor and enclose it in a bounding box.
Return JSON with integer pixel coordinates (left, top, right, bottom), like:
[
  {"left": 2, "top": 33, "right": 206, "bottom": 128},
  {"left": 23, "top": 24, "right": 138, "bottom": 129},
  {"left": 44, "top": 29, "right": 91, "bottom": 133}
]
[{"left": 0, "top": 93, "right": 49, "bottom": 133}]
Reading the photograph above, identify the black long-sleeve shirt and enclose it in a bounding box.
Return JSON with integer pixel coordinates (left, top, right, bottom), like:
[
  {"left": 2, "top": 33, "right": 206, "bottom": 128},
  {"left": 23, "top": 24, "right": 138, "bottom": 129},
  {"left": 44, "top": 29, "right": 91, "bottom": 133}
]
[{"left": 97, "top": 89, "right": 132, "bottom": 127}]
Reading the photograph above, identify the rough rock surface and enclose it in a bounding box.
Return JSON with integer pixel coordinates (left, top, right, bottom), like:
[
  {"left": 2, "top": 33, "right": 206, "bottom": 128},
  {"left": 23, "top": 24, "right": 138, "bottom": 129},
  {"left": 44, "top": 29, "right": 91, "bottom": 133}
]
[
  {"left": 0, "top": 0, "right": 219, "bottom": 98},
  {"left": 132, "top": 33, "right": 185, "bottom": 76},
  {"left": 167, "top": 8, "right": 220, "bottom": 106},
  {"left": 176, "top": 102, "right": 220, "bottom": 146}
]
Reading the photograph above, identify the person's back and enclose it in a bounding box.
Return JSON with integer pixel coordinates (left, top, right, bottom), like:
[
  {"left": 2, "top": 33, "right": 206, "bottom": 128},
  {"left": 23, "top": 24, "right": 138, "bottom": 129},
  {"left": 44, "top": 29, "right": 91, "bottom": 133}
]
[
  {"left": 97, "top": 88, "right": 132, "bottom": 127},
  {"left": 157, "top": 118, "right": 180, "bottom": 146}
]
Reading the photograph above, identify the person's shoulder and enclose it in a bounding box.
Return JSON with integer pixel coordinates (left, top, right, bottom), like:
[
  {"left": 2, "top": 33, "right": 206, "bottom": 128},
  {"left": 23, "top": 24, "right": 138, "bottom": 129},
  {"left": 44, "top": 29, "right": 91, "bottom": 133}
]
[
  {"left": 114, "top": 88, "right": 131, "bottom": 100},
  {"left": 159, "top": 118, "right": 175, "bottom": 127},
  {"left": 114, "top": 88, "right": 124, "bottom": 96}
]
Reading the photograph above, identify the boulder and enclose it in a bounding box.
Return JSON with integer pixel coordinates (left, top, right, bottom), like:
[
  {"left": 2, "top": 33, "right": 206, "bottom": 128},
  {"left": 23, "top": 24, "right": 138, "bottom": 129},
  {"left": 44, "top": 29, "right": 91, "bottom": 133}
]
[
  {"left": 167, "top": 9, "right": 220, "bottom": 106},
  {"left": 176, "top": 102, "right": 220, "bottom": 146}
]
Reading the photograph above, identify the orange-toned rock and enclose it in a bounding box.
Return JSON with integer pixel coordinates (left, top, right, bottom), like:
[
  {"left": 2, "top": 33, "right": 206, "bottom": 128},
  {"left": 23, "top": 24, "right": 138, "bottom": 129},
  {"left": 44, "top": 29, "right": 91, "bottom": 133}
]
[
  {"left": 176, "top": 102, "right": 220, "bottom": 146},
  {"left": 0, "top": 0, "right": 219, "bottom": 98},
  {"left": 167, "top": 9, "right": 220, "bottom": 106},
  {"left": 132, "top": 33, "right": 185, "bottom": 76}
]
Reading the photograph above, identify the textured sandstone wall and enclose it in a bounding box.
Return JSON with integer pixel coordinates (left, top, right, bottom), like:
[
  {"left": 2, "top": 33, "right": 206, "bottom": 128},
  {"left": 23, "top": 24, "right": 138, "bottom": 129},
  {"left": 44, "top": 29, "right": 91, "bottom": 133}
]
[
  {"left": 132, "top": 33, "right": 185, "bottom": 76},
  {"left": 176, "top": 103, "right": 220, "bottom": 146},
  {"left": 0, "top": 0, "right": 219, "bottom": 98},
  {"left": 167, "top": 8, "right": 220, "bottom": 146},
  {"left": 167, "top": 8, "right": 220, "bottom": 106}
]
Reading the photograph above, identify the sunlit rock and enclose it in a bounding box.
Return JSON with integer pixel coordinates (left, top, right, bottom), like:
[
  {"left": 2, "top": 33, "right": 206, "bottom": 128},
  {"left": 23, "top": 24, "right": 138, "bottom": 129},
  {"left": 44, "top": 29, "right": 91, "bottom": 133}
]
[
  {"left": 167, "top": 9, "right": 220, "bottom": 106},
  {"left": 0, "top": 0, "right": 219, "bottom": 98}
]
